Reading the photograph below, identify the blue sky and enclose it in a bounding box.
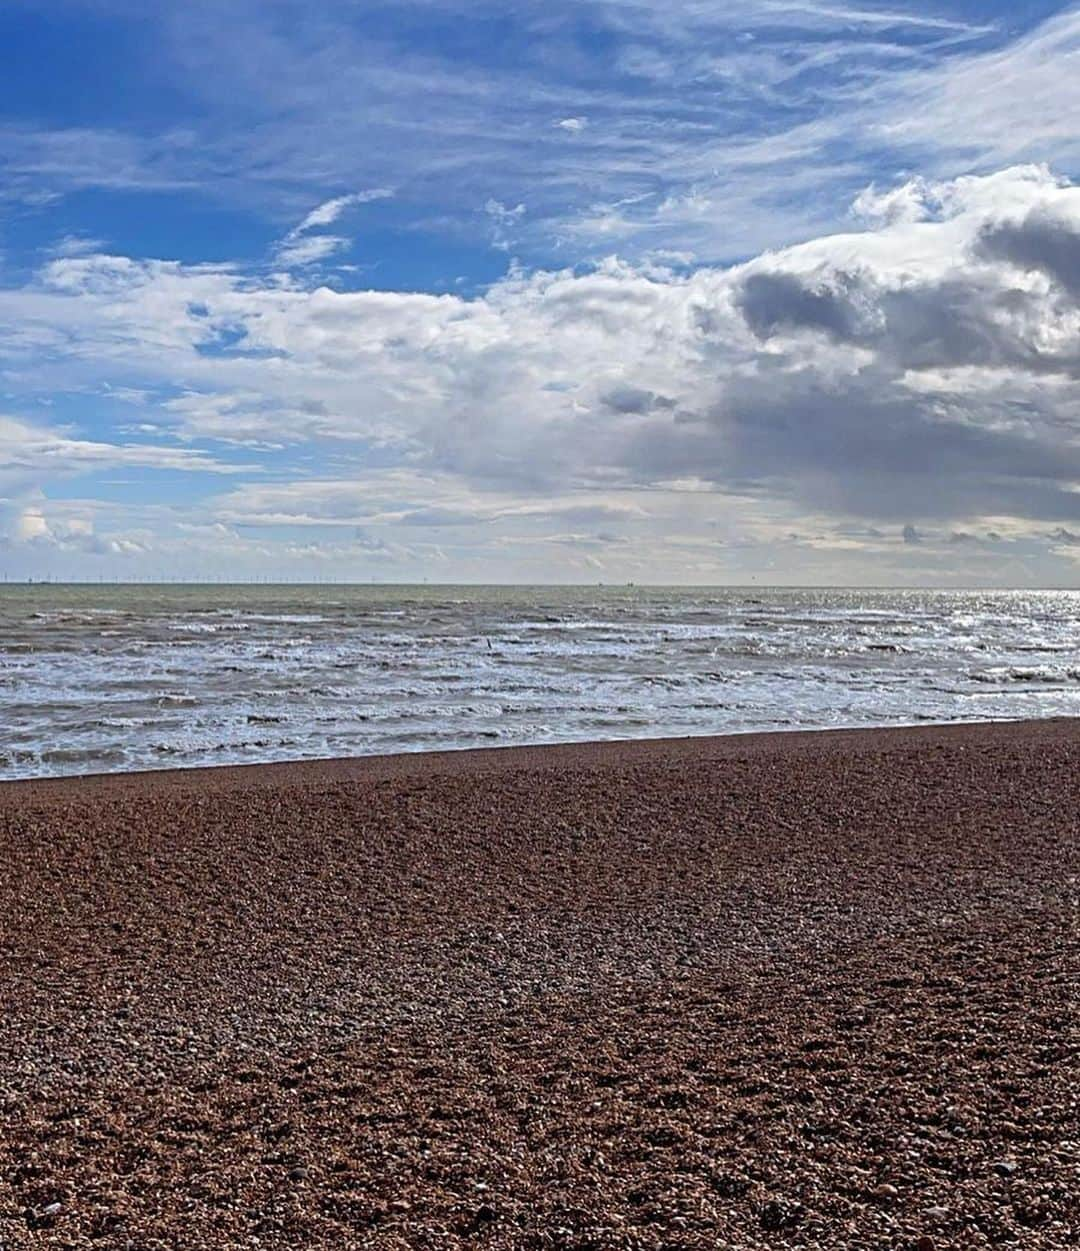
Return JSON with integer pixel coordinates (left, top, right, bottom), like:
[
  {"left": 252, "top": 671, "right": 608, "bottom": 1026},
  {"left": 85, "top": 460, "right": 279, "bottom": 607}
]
[{"left": 3, "top": 1, "right": 1080, "bottom": 583}]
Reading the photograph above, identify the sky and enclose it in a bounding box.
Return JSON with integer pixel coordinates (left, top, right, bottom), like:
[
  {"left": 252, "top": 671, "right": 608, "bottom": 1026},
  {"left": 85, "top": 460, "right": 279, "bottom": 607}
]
[{"left": 3, "top": 1, "right": 1080, "bottom": 584}]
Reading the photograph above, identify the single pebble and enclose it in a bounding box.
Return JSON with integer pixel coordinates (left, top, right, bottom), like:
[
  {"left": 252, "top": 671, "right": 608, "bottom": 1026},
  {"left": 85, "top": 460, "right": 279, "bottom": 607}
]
[
  {"left": 874, "top": 1183, "right": 899, "bottom": 1199},
  {"left": 924, "top": 1206, "right": 948, "bottom": 1220},
  {"left": 992, "top": 1159, "right": 1017, "bottom": 1177},
  {"left": 288, "top": 1166, "right": 309, "bottom": 1181}
]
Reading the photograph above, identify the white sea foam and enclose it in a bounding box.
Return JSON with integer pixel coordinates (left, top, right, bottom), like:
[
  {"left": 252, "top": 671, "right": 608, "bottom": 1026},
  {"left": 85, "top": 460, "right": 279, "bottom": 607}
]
[{"left": 0, "top": 584, "right": 1077, "bottom": 778}]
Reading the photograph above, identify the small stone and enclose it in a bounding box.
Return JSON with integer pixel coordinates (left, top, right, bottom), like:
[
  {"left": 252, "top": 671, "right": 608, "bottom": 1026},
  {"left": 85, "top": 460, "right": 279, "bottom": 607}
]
[
  {"left": 874, "top": 1183, "right": 899, "bottom": 1199},
  {"left": 25, "top": 1204, "right": 62, "bottom": 1232},
  {"left": 924, "top": 1206, "right": 948, "bottom": 1220},
  {"left": 992, "top": 1159, "right": 1017, "bottom": 1177},
  {"left": 916, "top": 1238, "right": 935, "bottom": 1251},
  {"left": 759, "top": 1200, "right": 801, "bottom": 1231},
  {"left": 288, "top": 1166, "right": 309, "bottom": 1181}
]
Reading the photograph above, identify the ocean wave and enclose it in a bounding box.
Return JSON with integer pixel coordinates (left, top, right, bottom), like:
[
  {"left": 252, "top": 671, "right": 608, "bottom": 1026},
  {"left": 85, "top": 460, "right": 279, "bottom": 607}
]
[
  {"left": 37, "top": 745, "right": 128, "bottom": 766},
  {"left": 3, "top": 585, "right": 1080, "bottom": 778},
  {"left": 969, "top": 665, "right": 1080, "bottom": 685},
  {"left": 173, "top": 621, "right": 252, "bottom": 634}
]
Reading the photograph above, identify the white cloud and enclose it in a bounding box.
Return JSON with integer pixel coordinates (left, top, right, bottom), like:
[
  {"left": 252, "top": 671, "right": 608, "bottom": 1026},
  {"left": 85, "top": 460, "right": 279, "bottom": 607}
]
[
  {"left": 294, "top": 189, "right": 392, "bottom": 233},
  {"left": 759, "top": 3, "right": 992, "bottom": 34},
  {"left": 0, "top": 121, "right": 203, "bottom": 197},
  {"left": 0, "top": 1, "right": 1017, "bottom": 263},
  {"left": 5, "top": 164, "right": 1080, "bottom": 578},
  {"left": 877, "top": 9, "right": 1080, "bottom": 170},
  {"left": 51, "top": 234, "right": 109, "bottom": 257},
  {"left": 485, "top": 199, "right": 527, "bottom": 251},
  {"left": 212, "top": 471, "right": 652, "bottom": 531},
  {"left": 0, "top": 414, "right": 240, "bottom": 488},
  {"left": 274, "top": 234, "right": 350, "bottom": 267},
  {"left": 3, "top": 501, "right": 150, "bottom": 556},
  {"left": 851, "top": 178, "right": 931, "bottom": 227},
  {"left": 12, "top": 506, "right": 51, "bottom": 543},
  {"left": 273, "top": 188, "right": 392, "bottom": 268}
]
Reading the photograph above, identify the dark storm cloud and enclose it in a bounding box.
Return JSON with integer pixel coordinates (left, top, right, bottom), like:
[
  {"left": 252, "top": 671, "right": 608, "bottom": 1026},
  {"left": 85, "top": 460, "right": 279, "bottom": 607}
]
[
  {"left": 617, "top": 362, "right": 1080, "bottom": 524},
  {"left": 736, "top": 265, "right": 1080, "bottom": 376},
  {"left": 600, "top": 385, "right": 676, "bottom": 415},
  {"left": 724, "top": 374, "right": 1080, "bottom": 521},
  {"left": 419, "top": 211, "right": 1080, "bottom": 533},
  {"left": 877, "top": 279, "right": 1059, "bottom": 374},
  {"left": 977, "top": 210, "right": 1080, "bottom": 299},
  {"left": 663, "top": 202, "right": 1080, "bottom": 529},
  {"left": 737, "top": 270, "right": 873, "bottom": 343}
]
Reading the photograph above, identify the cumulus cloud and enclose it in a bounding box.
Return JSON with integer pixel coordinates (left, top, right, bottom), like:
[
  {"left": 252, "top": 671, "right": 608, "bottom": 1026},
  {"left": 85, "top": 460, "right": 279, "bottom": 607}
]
[
  {"left": 1, "top": 502, "right": 148, "bottom": 556},
  {"left": 977, "top": 208, "right": 1080, "bottom": 300},
  {"left": 851, "top": 179, "right": 931, "bottom": 227},
  {"left": 12, "top": 507, "right": 51, "bottom": 543},
  {"left": 5, "top": 164, "right": 1080, "bottom": 580}
]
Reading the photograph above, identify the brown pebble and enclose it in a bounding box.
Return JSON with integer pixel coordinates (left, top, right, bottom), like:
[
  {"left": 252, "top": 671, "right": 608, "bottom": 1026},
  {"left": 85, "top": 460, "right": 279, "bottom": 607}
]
[{"left": 0, "top": 721, "right": 1074, "bottom": 1248}]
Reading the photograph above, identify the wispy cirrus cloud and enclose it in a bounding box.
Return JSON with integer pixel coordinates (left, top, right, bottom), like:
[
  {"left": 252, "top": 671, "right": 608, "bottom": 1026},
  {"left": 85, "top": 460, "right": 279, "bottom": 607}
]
[
  {"left": 0, "top": 412, "right": 240, "bottom": 509},
  {"left": 273, "top": 234, "right": 350, "bottom": 268},
  {"left": 270, "top": 189, "right": 393, "bottom": 267},
  {"left": 3, "top": 1, "right": 1056, "bottom": 263}
]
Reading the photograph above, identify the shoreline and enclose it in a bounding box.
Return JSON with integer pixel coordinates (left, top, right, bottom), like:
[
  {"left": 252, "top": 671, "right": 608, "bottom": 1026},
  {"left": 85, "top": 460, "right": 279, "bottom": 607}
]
[
  {"left": 3, "top": 712, "right": 1078, "bottom": 798},
  {"left": 1, "top": 716, "right": 1076, "bottom": 1246}
]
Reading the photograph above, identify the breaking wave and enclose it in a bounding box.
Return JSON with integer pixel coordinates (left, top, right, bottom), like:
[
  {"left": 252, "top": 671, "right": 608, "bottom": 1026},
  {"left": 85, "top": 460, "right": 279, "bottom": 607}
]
[{"left": 1, "top": 584, "right": 1077, "bottom": 779}]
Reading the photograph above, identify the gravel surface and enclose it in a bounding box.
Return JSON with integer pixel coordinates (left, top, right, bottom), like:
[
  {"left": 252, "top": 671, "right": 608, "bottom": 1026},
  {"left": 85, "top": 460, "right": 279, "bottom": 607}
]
[{"left": 0, "top": 720, "right": 1077, "bottom": 1248}]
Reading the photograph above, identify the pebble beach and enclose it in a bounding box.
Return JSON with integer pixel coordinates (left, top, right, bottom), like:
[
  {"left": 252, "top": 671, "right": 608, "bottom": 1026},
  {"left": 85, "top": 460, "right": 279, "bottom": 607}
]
[{"left": 1, "top": 720, "right": 1076, "bottom": 1248}]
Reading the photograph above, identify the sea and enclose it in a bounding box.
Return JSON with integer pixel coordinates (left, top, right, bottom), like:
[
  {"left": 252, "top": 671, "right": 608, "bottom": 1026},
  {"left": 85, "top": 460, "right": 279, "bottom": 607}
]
[{"left": 1, "top": 584, "right": 1078, "bottom": 779}]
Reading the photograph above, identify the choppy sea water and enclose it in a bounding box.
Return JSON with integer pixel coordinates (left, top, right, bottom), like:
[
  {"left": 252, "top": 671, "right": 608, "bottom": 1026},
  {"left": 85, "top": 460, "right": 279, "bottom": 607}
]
[{"left": 1, "top": 584, "right": 1078, "bottom": 779}]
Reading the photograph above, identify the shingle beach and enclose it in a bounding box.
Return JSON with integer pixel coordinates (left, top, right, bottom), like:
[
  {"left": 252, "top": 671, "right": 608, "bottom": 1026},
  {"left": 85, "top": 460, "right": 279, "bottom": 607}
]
[{"left": 1, "top": 720, "right": 1076, "bottom": 1248}]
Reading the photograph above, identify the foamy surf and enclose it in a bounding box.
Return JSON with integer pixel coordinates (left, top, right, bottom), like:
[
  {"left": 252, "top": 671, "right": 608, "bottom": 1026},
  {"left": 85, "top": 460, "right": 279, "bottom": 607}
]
[{"left": 1, "top": 584, "right": 1078, "bottom": 778}]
